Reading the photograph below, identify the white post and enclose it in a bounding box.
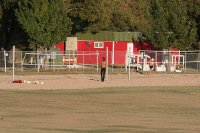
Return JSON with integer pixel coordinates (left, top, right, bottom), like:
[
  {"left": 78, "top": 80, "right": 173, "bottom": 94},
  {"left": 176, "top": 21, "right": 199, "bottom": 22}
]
[
  {"left": 197, "top": 53, "right": 199, "bottom": 72},
  {"left": 12, "top": 46, "right": 15, "bottom": 82},
  {"left": 142, "top": 52, "right": 145, "bottom": 73},
  {"left": 69, "top": 51, "right": 70, "bottom": 72},
  {"left": 183, "top": 56, "right": 185, "bottom": 71},
  {"left": 4, "top": 50, "right": 7, "bottom": 73},
  {"left": 155, "top": 51, "right": 157, "bottom": 71},
  {"left": 106, "top": 47, "right": 108, "bottom": 80},
  {"left": 83, "top": 51, "right": 84, "bottom": 72},
  {"left": 96, "top": 50, "right": 99, "bottom": 72},
  {"left": 128, "top": 48, "right": 131, "bottom": 80},
  {"left": 178, "top": 50, "right": 181, "bottom": 64},
  {"left": 37, "top": 50, "right": 40, "bottom": 73},
  {"left": 174, "top": 55, "right": 177, "bottom": 70},
  {"left": 53, "top": 57, "right": 55, "bottom": 72},
  {"left": 21, "top": 52, "right": 23, "bottom": 72},
  {"left": 112, "top": 41, "right": 115, "bottom": 72},
  {"left": 185, "top": 52, "right": 187, "bottom": 72},
  {"left": 125, "top": 51, "right": 128, "bottom": 72}
]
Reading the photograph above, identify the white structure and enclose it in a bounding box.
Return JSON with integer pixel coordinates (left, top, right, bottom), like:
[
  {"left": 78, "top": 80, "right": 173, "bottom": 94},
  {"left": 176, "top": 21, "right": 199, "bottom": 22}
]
[
  {"left": 171, "top": 55, "right": 185, "bottom": 72},
  {"left": 129, "top": 52, "right": 151, "bottom": 72}
]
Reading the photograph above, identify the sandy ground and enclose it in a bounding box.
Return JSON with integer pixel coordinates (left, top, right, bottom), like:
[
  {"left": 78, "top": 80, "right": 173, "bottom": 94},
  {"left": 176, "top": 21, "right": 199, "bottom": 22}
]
[{"left": 0, "top": 73, "right": 200, "bottom": 90}]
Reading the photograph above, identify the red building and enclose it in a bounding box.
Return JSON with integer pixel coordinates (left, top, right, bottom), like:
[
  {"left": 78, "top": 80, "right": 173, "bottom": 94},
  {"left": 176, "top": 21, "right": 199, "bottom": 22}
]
[
  {"left": 55, "top": 32, "right": 182, "bottom": 72},
  {"left": 55, "top": 32, "right": 155, "bottom": 65},
  {"left": 55, "top": 39, "right": 153, "bottom": 65}
]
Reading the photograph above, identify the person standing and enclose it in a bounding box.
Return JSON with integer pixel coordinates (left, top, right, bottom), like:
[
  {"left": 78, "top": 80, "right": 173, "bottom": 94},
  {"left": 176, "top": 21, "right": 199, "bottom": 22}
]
[
  {"left": 101, "top": 57, "right": 107, "bottom": 82},
  {"left": 149, "top": 58, "right": 155, "bottom": 74}
]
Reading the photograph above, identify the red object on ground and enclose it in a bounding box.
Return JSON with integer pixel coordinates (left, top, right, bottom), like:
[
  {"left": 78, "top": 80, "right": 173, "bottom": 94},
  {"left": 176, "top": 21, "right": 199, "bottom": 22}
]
[{"left": 12, "top": 80, "right": 23, "bottom": 83}]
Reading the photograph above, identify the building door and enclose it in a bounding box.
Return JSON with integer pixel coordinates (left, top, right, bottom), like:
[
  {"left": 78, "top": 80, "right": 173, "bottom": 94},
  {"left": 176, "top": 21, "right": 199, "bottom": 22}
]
[{"left": 126, "top": 43, "right": 134, "bottom": 66}]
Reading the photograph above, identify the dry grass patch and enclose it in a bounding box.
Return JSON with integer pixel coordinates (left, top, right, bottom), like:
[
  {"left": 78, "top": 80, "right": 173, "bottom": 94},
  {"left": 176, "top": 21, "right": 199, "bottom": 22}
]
[{"left": 0, "top": 87, "right": 200, "bottom": 133}]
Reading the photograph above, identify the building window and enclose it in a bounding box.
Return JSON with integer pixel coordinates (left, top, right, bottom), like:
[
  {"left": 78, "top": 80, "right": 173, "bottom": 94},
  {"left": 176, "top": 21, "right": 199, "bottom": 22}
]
[{"left": 94, "top": 42, "right": 104, "bottom": 48}]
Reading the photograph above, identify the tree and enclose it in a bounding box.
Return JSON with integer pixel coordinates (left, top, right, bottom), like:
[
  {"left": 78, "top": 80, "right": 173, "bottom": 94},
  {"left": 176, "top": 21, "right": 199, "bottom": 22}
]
[
  {"left": 126, "top": 0, "right": 151, "bottom": 32},
  {"left": 16, "top": 0, "right": 71, "bottom": 50},
  {"left": 108, "top": 0, "right": 135, "bottom": 31},
  {"left": 186, "top": 0, "right": 200, "bottom": 49},
  {"left": 0, "top": 4, "right": 2, "bottom": 30},
  {"left": 0, "top": 0, "right": 21, "bottom": 50},
  {"left": 168, "top": 0, "right": 197, "bottom": 50},
  {"left": 69, "top": 0, "right": 113, "bottom": 34},
  {"left": 144, "top": 0, "right": 174, "bottom": 49},
  {"left": 145, "top": 0, "right": 197, "bottom": 50}
]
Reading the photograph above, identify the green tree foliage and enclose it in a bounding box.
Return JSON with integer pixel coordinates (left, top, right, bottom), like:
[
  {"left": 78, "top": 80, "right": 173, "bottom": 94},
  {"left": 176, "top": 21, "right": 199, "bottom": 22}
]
[
  {"left": 144, "top": 0, "right": 173, "bottom": 49},
  {"left": 186, "top": 0, "right": 200, "bottom": 49},
  {"left": 145, "top": 0, "right": 197, "bottom": 50},
  {"left": 69, "top": 0, "right": 113, "bottom": 34},
  {"left": 126, "top": 0, "right": 151, "bottom": 32},
  {"left": 108, "top": 0, "right": 135, "bottom": 31},
  {"left": 0, "top": 5, "right": 2, "bottom": 32},
  {"left": 16, "top": 0, "right": 71, "bottom": 50},
  {"left": 1, "top": 0, "right": 200, "bottom": 50},
  {"left": 168, "top": 0, "right": 197, "bottom": 50},
  {"left": 0, "top": 0, "right": 22, "bottom": 50}
]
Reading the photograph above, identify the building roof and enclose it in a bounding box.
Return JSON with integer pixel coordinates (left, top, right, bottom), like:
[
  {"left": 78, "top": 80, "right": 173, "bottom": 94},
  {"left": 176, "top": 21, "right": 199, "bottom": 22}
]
[{"left": 74, "top": 31, "right": 142, "bottom": 42}]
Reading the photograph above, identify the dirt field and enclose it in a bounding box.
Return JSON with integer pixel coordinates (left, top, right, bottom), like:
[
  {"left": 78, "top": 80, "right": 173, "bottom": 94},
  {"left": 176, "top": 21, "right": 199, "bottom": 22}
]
[{"left": 0, "top": 73, "right": 200, "bottom": 90}]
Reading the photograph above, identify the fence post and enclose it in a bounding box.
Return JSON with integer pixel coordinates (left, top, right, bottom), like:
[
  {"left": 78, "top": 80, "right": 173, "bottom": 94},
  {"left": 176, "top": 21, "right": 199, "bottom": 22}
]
[
  {"left": 4, "top": 50, "right": 7, "bottom": 73},
  {"left": 184, "top": 52, "right": 187, "bottom": 72},
  {"left": 69, "top": 50, "right": 70, "bottom": 72},
  {"left": 198, "top": 52, "right": 200, "bottom": 72},
  {"left": 83, "top": 51, "right": 84, "bottom": 72},
  {"left": 106, "top": 47, "right": 108, "bottom": 80},
  {"left": 12, "top": 46, "right": 15, "bottom": 82},
  {"left": 37, "top": 50, "right": 40, "bottom": 73},
  {"left": 96, "top": 50, "right": 99, "bottom": 72},
  {"left": 53, "top": 54, "right": 55, "bottom": 72},
  {"left": 155, "top": 51, "right": 157, "bottom": 71},
  {"left": 21, "top": 52, "right": 24, "bottom": 72},
  {"left": 112, "top": 41, "right": 114, "bottom": 72},
  {"left": 128, "top": 48, "right": 131, "bottom": 80},
  {"left": 142, "top": 51, "right": 145, "bottom": 73},
  {"left": 125, "top": 51, "right": 128, "bottom": 72}
]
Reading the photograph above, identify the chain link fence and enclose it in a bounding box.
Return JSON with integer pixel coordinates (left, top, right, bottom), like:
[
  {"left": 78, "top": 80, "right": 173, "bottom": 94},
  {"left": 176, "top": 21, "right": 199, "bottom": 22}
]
[
  {"left": 1, "top": 50, "right": 200, "bottom": 74},
  {"left": 142, "top": 50, "right": 200, "bottom": 73},
  {"left": 0, "top": 50, "right": 126, "bottom": 74}
]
